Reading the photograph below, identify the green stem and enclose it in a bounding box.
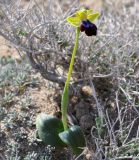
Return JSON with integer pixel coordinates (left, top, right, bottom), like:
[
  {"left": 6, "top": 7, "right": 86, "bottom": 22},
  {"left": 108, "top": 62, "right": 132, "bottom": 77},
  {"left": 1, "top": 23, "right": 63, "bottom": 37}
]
[{"left": 61, "top": 27, "right": 80, "bottom": 130}]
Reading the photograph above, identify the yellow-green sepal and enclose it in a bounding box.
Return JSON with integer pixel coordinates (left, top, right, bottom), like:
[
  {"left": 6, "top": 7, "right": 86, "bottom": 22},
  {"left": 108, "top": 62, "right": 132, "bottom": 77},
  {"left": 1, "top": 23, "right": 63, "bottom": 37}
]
[
  {"left": 87, "top": 12, "right": 100, "bottom": 22},
  {"left": 87, "top": 9, "right": 93, "bottom": 15},
  {"left": 66, "top": 16, "right": 81, "bottom": 27},
  {"left": 76, "top": 8, "right": 87, "bottom": 20}
]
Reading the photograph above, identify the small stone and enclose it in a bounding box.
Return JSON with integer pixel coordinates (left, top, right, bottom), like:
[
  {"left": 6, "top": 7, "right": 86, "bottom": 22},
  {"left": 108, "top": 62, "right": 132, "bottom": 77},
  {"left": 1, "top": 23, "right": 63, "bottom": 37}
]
[
  {"left": 86, "top": 153, "right": 92, "bottom": 160},
  {"left": 81, "top": 86, "right": 93, "bottom": 96},
  {"left": 71, "top": 96, "right": 78, "bottom": 104}
]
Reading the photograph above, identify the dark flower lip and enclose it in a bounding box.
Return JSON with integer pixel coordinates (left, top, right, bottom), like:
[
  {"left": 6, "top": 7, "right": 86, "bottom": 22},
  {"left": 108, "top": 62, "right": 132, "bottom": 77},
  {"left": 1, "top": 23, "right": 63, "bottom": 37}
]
[
  {"left": 80, "top": 20, "right": 97, "bottom": 36},
  {"left": 85, "top": 28, "right": 97, "bottom": 36},
  {"left": 80, "top": 24, "right": 86, "bottom": 32},
  {"left": 82, "top": 20, "right": 90, "bottom": 28}
]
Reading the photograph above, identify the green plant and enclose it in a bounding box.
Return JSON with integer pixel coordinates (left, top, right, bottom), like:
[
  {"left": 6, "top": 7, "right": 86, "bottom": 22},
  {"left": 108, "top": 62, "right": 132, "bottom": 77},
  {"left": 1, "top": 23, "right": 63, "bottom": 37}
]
[
  {"left": 36, "top": 114, "right": 66, "bottom": 148},
  {"left": 20, "top": 96, "right": 32, "bottom": 110},
  {"left": 36, "top": 8, "right": 100, "bottom": 156},
  {"left": 2, "top": 92, "right": 15, "bottom": 106},
  {"left": 95, "top": 116, "right": 106, "bottom": 138}
]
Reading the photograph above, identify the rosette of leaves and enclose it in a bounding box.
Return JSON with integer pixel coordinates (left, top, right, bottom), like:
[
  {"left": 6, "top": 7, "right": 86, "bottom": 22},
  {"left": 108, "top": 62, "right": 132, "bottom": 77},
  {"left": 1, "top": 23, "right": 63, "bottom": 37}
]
[{"left": 36, "top": 113, "right": 85, "bottom": 155}]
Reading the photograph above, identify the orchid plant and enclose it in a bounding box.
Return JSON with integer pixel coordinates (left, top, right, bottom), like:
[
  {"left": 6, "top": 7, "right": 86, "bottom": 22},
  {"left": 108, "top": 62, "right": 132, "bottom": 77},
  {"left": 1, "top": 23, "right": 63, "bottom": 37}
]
[{"left": 36, "top": 8, "right": 100, "bottom": 155}]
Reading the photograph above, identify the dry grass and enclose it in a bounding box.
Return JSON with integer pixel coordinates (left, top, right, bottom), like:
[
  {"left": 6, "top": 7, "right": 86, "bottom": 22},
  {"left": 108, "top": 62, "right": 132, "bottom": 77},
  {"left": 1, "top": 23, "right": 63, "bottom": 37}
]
[{"left": 0, "top": 0, "right": 139, "bottom": 159}]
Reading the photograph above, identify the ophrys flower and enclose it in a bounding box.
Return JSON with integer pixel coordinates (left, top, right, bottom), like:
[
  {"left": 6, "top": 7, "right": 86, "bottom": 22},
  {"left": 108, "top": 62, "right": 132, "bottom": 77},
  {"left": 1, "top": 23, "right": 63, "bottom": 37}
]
[{"left": 67, "top": 8, "right": 100, "bottom": 36}]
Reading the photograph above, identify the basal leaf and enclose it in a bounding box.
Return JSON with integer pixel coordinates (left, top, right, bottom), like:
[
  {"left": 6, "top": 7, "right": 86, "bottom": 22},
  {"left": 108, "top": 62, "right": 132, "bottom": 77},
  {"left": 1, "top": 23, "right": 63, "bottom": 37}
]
[
  {"left": 59, "top": 125, "right": 86, "bottom": 155},
  {"left": 36, "top": 113, "right": 66, "bottom": 148}
]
